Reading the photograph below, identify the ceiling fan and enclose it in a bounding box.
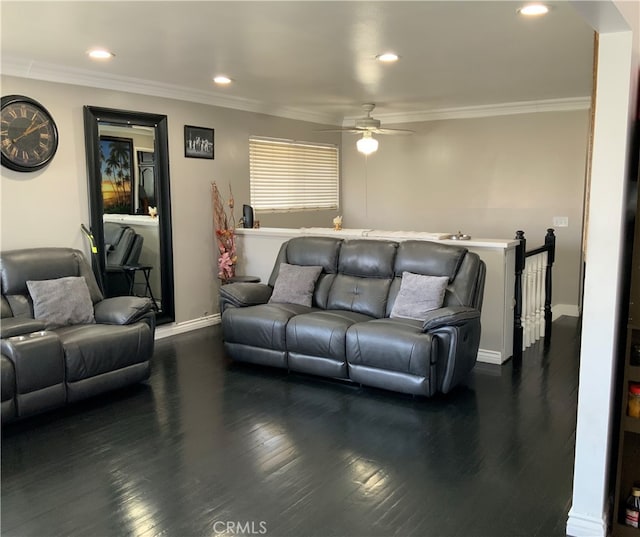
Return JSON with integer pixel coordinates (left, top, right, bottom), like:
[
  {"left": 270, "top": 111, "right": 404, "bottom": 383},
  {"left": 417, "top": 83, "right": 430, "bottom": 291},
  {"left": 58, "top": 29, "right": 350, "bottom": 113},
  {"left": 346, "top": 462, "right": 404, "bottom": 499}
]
[{"left": 319, "top": 103, "right": 413, "bottom": 155}]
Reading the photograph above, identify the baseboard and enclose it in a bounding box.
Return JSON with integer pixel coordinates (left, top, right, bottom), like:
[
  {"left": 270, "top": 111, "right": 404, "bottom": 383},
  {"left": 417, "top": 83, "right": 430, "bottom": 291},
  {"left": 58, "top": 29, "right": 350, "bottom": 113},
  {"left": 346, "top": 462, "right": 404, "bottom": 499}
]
[
  {"left": 553, "top": 304, "right": 580, "bottom": 321},
  {"left": 477, "top": 349, "right": 504, "bottom": 365},
  {"left": 566, "top": 509, "right": 608, "bottom": 537},
  {"left": 155, "top": 314, "right": 221, "bottom": 340}
]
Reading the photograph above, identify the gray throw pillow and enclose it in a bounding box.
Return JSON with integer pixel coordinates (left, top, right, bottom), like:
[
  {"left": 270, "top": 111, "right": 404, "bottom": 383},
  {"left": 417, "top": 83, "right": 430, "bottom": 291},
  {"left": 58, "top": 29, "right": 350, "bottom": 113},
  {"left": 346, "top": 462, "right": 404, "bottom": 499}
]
[
  {"left": 269, "top": 263, "right": 323, "bottom": 307},
  {"left": 390, "top": 272, "right": 449, "bottom": 321},
  {"left": 27, "top": 276, "right": 95, "bottom": 327}
]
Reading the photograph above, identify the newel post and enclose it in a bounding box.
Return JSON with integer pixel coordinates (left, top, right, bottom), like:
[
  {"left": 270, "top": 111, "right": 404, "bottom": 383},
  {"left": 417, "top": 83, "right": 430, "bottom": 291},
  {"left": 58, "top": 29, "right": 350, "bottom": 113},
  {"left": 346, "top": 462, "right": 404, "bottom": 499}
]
[
  {"left": 514, "top": 230, "right": 526, "bottom": 359},
  {"left": 543, "top": 228, "right": 555, "bottom": 346}
]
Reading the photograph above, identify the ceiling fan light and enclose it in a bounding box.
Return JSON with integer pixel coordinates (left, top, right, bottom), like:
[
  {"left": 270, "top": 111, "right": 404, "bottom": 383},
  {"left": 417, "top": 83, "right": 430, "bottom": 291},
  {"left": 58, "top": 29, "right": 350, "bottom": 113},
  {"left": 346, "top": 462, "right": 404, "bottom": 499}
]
[
  {"left": 518, "top": 4, "right": 549, "bottom": 16},
  {"left": 87, "top": 48, "right": 114, "bottom": 60},
  {"left": 376, "top": 52, "right": 399, "bottom": 63},
  {"left": 357, "top": 132, "right": 379, "bottom": 155}
]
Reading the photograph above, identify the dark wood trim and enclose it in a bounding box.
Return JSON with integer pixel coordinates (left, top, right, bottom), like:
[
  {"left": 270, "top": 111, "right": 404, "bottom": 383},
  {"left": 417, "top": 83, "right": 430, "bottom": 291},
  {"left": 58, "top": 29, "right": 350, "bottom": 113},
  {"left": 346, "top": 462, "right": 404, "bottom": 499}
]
[
  {"left": 513, "top": 230, "right": 526, "bottom": 360},
  {"left": 83, "top": 106, "right": 175, "bottom": 325}
]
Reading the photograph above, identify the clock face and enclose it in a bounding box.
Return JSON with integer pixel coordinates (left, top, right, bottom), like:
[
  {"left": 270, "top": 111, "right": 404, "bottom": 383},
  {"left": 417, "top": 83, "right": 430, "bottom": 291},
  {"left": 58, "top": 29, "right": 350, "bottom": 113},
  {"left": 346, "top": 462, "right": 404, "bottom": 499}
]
[{"left": 1, "top": 95, "right": 59, "bottom": 172}]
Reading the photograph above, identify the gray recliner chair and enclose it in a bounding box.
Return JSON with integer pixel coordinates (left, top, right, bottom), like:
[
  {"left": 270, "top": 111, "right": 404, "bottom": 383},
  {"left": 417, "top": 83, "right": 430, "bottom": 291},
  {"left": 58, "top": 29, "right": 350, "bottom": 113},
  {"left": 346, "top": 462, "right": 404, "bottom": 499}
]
[{"left": 1, "top": 247, "right": 155, "bottom": 423}]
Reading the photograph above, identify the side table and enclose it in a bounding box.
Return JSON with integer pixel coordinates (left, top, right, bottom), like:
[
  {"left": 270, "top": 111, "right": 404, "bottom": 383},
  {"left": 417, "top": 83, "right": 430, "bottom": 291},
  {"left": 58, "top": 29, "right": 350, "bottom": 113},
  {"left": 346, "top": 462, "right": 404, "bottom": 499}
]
[{"left": 122, "top": 264, "right": 159, "bottom": 311}]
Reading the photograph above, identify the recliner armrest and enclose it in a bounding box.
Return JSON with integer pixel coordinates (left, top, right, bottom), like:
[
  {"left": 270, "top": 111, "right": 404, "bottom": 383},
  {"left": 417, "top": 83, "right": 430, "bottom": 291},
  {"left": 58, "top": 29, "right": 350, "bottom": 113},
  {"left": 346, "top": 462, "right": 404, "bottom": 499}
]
[
  {"left": 220, "top": 283, "right": 272, "bottom": 313},
  {"left": 94, "top": 296, "right": 154, "bottom": 325},
  {"left": 422, "top": 306, "right": 480, "bottom": 332},
  {"left": 1, "top": 318, "right": 46, "bottom": 338}
]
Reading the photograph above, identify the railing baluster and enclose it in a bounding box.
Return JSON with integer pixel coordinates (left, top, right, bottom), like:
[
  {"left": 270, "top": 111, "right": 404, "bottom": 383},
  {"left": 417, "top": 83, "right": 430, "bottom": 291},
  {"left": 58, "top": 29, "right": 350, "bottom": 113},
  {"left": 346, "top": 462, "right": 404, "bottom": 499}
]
[
  {"left": 513, "top": 230, "right": 526, "bottom": 359},
  {"left": 514, "top": 228, "right": 555, "bottom": 356},
  {"left": 543, "top": 229, "right": 555, "bottom": 348},
  {"left": 528, "top": 255, "right": 534, "bottom": 346},
  {"left": 536, "top": 253, "right": 544, "bottom": 340}
]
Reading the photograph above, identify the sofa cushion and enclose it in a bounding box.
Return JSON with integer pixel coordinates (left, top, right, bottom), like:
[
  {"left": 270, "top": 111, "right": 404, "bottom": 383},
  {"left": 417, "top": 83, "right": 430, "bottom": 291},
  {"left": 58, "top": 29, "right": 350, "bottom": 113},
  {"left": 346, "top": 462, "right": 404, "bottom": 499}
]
[
  {"left": 26, "top": 276, "right": 95, "bottom": 327},
  {"left": 287, "top": 310, "right": 374, "bottom": 361},
  {"left": 346, "top": 318, "right": 436, "bottom": 376},
  {"left": 1, "top": 248, "right": 103, "bottom": 303},
  {"left": 338, "top": 240, "right": 397, "bottom": 278},
  {"left": 390, "top": 272, "right": 449, "bottom": 321},
  {"left": 394, "top": 241, "right": 467, "bottom": 282},
  {"left": 287, "top": 310, "right": 374, "bottom": 378},
  {"left": 56, "top": 323, "right": 153, "bottom": 382},
  {"left": 222, "top": 303, "right": 315, "bottom": 351},
  {"left": 285, "top": 236, "right": 342, "bottom": 273},
  {"left": 325, "top": 240, "right": 397, "bottom": 318},
  {"left": 269, "top": 263, "right": 323, "bottom": 307},
  {"left": 327, "top": 275, "right": 392, "bottom": 318}
]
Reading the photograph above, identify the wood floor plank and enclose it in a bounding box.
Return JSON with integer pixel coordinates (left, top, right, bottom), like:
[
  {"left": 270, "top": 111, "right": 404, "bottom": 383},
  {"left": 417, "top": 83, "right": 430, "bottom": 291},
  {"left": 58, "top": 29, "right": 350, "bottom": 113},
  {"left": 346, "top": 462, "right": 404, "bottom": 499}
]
[{"left": 2, "top": 318, "right": 581, "bottom": 537}]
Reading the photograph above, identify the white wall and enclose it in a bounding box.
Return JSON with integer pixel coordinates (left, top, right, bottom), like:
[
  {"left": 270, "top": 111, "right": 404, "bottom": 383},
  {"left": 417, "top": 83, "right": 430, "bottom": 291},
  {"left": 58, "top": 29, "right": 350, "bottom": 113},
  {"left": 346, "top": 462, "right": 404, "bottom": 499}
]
[
  {"left": 0, "top": 75, "right": 340, "bottom": 324},
  {"left": 567, "top": 0, "right": 640, "bottom": 534},
  {"left": 341, "top": 110, "right": 590, "bottom": 308},
  {"left": 2, "top": 75, "right": 591, "bottom": 324}
]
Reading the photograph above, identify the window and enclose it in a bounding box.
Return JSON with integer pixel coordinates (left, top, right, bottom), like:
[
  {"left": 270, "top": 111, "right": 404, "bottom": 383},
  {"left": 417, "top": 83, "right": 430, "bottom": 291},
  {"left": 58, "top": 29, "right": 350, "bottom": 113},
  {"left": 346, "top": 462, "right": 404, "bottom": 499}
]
[{"left": 249, "top": 136, "right": 339, "bottom": 212}]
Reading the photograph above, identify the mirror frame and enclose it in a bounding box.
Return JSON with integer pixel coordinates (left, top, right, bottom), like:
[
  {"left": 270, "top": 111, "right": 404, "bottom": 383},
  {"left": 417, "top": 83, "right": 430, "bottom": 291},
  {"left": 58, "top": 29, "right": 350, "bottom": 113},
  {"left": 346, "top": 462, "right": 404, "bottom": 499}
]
[{"left": 83, "top": 105, "right": 175, "bottom": 325}]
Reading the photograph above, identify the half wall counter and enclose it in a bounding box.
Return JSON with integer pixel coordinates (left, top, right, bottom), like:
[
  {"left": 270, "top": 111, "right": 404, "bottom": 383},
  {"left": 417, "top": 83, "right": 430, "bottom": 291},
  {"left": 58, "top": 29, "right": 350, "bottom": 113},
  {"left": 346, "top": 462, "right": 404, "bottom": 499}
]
[{"left": 235, "top": 227, "right": 519, "bottom": 365}]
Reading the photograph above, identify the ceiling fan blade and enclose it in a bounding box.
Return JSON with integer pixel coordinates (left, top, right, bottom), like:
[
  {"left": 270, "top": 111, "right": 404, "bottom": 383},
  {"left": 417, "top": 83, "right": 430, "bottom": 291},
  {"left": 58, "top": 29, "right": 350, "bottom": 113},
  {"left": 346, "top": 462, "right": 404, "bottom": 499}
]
[
  {"left": 317, "top": 103, "right": 415, "bottom": 136},
  {"left": 315, "top": 127, "right": 366, "bottom": 133},
  {"left": 372, "top": 128, "right": 415, "bottom": 135}
]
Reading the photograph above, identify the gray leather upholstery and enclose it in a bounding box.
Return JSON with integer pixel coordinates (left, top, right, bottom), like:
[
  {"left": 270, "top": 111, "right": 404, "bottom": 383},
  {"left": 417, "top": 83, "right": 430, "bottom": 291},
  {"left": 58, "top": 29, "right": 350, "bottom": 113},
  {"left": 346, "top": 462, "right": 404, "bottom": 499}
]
[
  {"left": 287, "top": 309, "right": 374, "bottom": 378},
  {"left": 0, "top": 247, "right": 155, "bottom": 423},
  {"left": 1, "top": 354, "right": 16, "bottom": 422},
  {"left": 221, "top": 237, "right": 486, "bottom": 397}
]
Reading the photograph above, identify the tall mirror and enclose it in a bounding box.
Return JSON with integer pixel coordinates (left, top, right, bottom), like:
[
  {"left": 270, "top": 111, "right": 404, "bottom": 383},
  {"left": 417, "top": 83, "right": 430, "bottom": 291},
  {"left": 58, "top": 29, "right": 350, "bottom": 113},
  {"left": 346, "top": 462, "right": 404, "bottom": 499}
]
[{"left": 84, "top": 106, "right": 175, "bottom": 325}]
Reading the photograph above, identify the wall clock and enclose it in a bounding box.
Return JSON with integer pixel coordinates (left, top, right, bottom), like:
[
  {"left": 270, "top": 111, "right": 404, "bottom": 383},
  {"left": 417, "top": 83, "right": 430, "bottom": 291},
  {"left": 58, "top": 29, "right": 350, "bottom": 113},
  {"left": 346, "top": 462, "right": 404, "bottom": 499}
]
[{"left": 1, "top": 94, "right": 59, "bottom": 172}]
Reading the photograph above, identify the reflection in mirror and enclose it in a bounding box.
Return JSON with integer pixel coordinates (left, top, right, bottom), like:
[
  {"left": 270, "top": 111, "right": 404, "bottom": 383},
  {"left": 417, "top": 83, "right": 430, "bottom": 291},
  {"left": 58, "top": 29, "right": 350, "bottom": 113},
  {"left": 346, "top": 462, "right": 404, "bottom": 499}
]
[{"left": 83, "top": 106, "right": 174, "bottom": 325}]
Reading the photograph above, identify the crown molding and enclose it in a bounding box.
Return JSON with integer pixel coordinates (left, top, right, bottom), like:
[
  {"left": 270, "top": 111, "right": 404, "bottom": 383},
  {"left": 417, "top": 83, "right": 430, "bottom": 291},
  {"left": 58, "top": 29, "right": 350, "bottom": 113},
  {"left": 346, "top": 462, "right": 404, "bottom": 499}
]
[
  {"left": 1, "top": 56, "right": 341, "bottom": 125},
  {"left": 343, "top": 97, "right": 592, "bottom": 125},
  {"left": 2, "top": 56, "right": 589, "bottom": 126}
]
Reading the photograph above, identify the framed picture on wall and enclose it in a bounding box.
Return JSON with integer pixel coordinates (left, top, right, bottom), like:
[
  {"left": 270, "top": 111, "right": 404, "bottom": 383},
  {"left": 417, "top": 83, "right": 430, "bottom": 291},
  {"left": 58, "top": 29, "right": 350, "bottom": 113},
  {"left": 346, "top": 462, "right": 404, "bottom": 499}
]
[
  {"left": 99, "top": 136, "right": 134, "bottom": 214},
  {"left": 184, "top": 125, "right": 214, "bottom": 159}
]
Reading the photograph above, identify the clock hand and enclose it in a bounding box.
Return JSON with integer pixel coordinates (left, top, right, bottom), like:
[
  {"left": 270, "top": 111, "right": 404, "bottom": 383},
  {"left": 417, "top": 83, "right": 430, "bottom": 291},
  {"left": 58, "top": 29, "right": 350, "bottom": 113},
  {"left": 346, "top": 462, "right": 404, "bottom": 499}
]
[
  {"left": 11, "top": 120, "right": 49, "bottom": 143},
  {"left": 6, "top": 118, "right": 35, "bottom": 143}
]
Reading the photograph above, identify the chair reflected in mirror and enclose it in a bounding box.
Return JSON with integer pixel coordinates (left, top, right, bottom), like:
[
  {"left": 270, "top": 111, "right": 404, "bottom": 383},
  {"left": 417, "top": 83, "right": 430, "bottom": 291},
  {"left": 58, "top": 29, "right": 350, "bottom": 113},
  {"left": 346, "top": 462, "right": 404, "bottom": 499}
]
[{"left": 103, "top": 222, "right": 158, "bottom": 310}]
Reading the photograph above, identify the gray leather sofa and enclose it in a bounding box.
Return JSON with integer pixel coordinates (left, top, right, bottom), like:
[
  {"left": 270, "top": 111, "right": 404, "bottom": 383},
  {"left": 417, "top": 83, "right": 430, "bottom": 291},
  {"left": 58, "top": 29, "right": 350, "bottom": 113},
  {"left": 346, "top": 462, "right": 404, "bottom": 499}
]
[
  {"left": 1, "top": 247, "right": 155, "bottom": 423},
  {"left": 220, "top": 236, "right": 486, "bottom": 396}
]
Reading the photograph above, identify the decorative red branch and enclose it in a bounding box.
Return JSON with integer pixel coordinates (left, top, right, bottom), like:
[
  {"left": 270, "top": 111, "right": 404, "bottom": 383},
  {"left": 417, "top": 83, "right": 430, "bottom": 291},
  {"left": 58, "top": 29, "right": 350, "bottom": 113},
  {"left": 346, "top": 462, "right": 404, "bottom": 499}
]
[{"left": 212, "top": 182, "right": 237, "bottom": 282}]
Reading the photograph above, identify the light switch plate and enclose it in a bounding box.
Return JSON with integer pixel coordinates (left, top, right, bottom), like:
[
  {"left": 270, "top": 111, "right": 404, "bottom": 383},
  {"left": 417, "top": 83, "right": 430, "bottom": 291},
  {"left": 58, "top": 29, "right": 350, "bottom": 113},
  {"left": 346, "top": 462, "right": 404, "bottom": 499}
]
[{"left": 553, "top": 216, "right": 569, "bottom": 227}]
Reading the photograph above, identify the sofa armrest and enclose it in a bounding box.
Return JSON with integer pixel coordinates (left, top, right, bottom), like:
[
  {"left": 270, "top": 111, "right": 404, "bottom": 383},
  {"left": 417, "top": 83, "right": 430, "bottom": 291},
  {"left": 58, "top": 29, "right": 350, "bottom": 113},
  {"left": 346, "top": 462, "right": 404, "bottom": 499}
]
[
  {"left": 1, "top": 317, "right": 46, "bottom": 338},
  {"left": 94, "top": 296, "right": 154, "bottom": 325},
  {"left": 421, "top": 306, "right": 482, "bottom": 394},
  {"left": 422, "top": 306, "right": 480, "bottom": 332},
  {"left": 220, "top": 283, "right": 272, "bottom": 314},
  {"left": 1, "top": 331, "right": 66, "bottom": 416}
]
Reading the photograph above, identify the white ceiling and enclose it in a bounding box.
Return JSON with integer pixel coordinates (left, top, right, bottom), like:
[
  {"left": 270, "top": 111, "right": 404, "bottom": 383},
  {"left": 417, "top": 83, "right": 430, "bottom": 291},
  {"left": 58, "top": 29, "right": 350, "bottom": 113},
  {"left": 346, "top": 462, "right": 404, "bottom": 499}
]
[{"left": 1, "top": 1, "right": 596, "bottom": 125}]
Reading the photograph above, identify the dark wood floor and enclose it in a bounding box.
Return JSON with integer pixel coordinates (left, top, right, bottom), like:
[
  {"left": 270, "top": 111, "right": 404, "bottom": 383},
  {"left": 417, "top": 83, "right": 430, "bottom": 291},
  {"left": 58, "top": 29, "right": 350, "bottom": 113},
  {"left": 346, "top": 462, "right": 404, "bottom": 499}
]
[{"left": 1, "top": 317, "right": 581, "bottom": 537}]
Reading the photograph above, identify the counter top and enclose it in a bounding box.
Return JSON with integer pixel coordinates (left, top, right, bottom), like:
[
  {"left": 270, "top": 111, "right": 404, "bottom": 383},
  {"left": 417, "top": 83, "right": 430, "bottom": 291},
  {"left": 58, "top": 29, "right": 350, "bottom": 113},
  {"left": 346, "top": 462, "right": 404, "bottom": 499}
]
[
  {"left": 235, "top": 227, "right": 519, "bottom": 250},
  {"left": 103, "top": 214, "right": 159, "bottom": 227}
]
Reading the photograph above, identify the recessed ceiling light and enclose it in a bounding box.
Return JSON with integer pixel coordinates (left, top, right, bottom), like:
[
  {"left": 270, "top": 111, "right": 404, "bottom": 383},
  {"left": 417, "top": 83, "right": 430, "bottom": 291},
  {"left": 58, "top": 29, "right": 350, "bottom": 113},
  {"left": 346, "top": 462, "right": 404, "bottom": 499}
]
[
  {"left": 376, "top": 53, "right": 399, "bottom": 63},
  {"left": 213, "top": 75, "right": 233, "bottom": 85},
  {"left": 518, "top": 4, "right": 549, "bottom": 16},
  {"left": 87, "top": 48, "right": 115, "bottom": 60}
]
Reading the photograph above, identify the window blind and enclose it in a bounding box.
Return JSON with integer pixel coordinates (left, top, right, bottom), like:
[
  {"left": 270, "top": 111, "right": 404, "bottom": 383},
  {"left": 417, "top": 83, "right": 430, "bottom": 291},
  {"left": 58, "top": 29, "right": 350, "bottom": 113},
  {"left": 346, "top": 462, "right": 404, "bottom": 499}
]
[{"left": 249, "top": 137, "right": 339, "bottom": 212}]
